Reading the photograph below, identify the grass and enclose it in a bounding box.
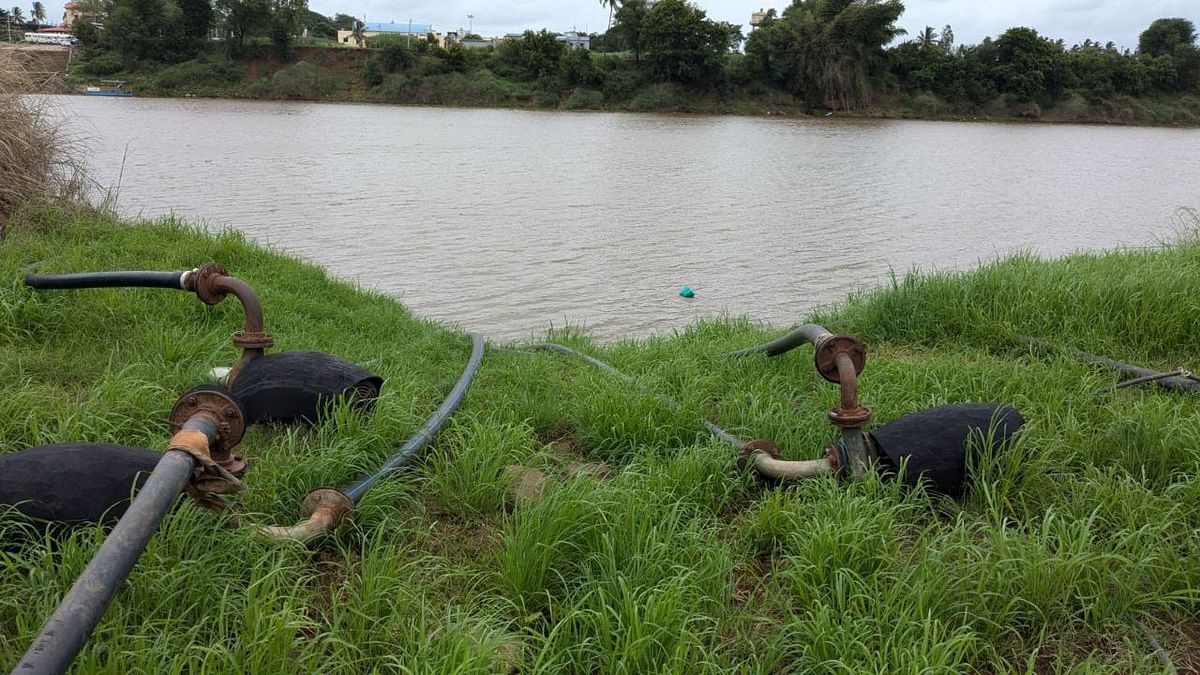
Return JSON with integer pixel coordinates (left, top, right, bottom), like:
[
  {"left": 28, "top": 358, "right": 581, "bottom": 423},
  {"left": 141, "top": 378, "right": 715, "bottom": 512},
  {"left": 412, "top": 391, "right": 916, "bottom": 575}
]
[{"left": 1, "top": 205, "right": 1199, "bottom": 672}]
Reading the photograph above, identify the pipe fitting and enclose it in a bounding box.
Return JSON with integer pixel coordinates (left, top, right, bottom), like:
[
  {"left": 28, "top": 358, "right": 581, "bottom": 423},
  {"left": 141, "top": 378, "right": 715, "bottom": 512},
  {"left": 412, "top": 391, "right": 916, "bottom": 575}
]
[
  {"left": 259, "top": 489, "right": 355, "bottom": 542},
  {"left": 183, "top": 263, "right": 275, "bottom": 388},
  {"left": 813, "top": 333, "right": 867, "bottom": 384},
  {"left": 168, "top": 386, "right": 246, "bottom": 476},
  {"left": 738, "top": 439, "right": 836, "bottom": 480}
]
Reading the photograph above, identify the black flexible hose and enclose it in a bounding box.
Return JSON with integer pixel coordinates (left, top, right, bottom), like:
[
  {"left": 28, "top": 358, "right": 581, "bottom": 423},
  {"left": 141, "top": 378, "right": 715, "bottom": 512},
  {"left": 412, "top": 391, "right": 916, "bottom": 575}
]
[
  {"left": 341, "top": 334, "right": 485, "bottom": 503},
  {"left": 531, "top": 343, "right": 747, "bottom": 449},
  {"left": 11, "top": 417, "right": 219, "bottom": 675},
  {"left": 722, "top": 323, "right": 831, "bottom": 358},
  {"left": 1020, "top": 336, "right": 1200, "bottom": 394},
  {"left": 24, "top": 271, "right": 188, "bottom": 291}
]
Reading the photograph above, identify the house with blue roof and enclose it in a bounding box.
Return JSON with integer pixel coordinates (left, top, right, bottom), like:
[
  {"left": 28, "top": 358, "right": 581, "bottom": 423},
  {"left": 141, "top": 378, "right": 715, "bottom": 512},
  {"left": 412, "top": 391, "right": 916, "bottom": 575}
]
[{"left": 336, "top": 20, "right": 442, "bottom": 47}]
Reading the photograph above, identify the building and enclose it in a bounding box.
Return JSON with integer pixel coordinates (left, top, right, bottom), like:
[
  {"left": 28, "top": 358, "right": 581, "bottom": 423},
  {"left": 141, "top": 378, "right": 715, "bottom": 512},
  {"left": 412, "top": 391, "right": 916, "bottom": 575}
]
[
  {"left": 61, "top": 1, "right": 101, "bottom": 27},
  {"left": 750, "top": 8, "right": 773, "bottom": 29},
  {"left": 336, "top": 21, "right": 442, "bottom": 47},
  {"left": 556, "top": 31, "right": 589, "bottom": 50}
]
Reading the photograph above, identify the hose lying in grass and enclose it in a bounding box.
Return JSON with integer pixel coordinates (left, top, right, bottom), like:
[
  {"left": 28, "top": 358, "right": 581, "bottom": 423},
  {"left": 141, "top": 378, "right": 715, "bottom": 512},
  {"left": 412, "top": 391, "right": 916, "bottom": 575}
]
[
  {"left": 24, "top": 265, "right": 383, "bottom": 424},
  {"left": 1019, "top": 335, "right": 1200, "bottom": 394},
  {"left": 260, "top": 334, "right": 485, "bottom": 543},
  {"left": 12, "top": 388, "right": 247, "bottom": 675},
  {"left": 545, "top": 338, "right": 1024, "bottom": 498}
]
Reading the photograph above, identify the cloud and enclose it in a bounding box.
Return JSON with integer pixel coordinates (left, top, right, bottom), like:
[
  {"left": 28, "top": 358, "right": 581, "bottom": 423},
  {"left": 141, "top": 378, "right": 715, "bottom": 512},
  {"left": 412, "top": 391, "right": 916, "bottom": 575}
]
[{"left": 307, "top": 0, "right": 1198, "bottom": 51}]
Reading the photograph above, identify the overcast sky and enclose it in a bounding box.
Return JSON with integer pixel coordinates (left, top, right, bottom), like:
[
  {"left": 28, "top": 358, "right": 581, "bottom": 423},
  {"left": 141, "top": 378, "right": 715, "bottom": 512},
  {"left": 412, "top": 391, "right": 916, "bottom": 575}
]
[{"left": 313, "top": 0, "right": 1198, "bottom": 51}]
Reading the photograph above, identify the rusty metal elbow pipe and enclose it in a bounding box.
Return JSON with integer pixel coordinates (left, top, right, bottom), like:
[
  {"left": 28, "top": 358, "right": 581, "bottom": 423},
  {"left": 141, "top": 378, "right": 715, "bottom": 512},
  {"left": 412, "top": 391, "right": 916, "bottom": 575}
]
[
  {"left": 258, "top": 489, "right": 354, "bottom": 543},
  {"left": 24, "top": 263, "right": 276, "bottom": 389},
  {"left": 184, "top": 264, "right": 275, "bottom": 387},
  {"left": 739, "top": 439, "right": 836, "bottom": 481}
]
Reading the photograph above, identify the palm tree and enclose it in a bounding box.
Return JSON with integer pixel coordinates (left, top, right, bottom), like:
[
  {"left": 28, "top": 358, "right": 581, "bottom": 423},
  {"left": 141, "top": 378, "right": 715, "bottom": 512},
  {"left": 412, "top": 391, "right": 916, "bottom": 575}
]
[
  {"left": 915, "top": 25, "right": 938, "bottom": 49},
  {"left": 599, "top": 0, "right": 620, "bottom": 40},
  {"left": 0, "top": 7, "right": 10, "bottom": 42},
  {"left": 31, "top": 1, "right": 44, "bottom": 28}
]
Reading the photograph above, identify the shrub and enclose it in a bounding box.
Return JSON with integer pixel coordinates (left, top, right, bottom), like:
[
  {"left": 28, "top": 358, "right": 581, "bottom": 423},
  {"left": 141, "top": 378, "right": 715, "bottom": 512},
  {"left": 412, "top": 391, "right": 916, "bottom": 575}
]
[
  {"left": 75, "top": 53, "right": 126, "bottom": 78},
  {"left": 0, "top": 50, "right": 83, "bottom": 229},
  {"left": 563, "top": 87, "right": 604, "bottom": 110},
  {"left": 363, "top": 57, "right": 383, "bottom": 87},
  {"left": 152, "top": 59, "right": 242, "bottom": 94},
  {"left": 379, "top": 43, "right": 415, "bottom": 73},
  {"left": 261, "top": 61, "right": 336, "bottom": 99}
]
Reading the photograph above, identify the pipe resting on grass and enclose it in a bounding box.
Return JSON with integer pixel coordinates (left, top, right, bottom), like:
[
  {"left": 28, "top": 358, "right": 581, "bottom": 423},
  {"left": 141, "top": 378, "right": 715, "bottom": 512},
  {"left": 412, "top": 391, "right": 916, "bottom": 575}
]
[
  {"left": 12, "top": 406, "right": 244, "bottom": 675},
  {"left": 26, "top": 263, "right": 275, "bottom": 388},
  {"left": 1020, "top": 335, "right": 1200, "bottom": 394},
  {"left": 529, "top": 343, "right": 840, "bottom": 482},
  {"left": 260, "top": 334, "right": 485, "bottom": 543}
]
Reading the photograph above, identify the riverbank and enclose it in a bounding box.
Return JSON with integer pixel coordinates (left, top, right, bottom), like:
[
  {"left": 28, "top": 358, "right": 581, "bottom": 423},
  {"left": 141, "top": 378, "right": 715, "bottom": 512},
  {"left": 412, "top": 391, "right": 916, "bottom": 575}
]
[
  {"left": 62, "top": 47, "right": 1200, "bottom": 127},
  {"left": 2, "top": 204, "right": 1198, "bottom": 670}
]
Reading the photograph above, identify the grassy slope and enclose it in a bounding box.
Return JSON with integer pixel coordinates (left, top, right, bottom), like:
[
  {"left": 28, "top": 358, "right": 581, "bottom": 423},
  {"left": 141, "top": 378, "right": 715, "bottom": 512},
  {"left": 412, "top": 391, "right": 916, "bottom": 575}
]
[{"left": 1, "top": 207, "right": 1199, "bottom": 672}]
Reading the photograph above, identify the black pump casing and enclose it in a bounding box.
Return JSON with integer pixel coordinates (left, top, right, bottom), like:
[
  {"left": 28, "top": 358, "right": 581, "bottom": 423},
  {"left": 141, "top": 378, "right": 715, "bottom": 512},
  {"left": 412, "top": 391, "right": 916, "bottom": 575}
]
[
  {"left": 231, "top": 350, "right": 383, "bottom": 425},
  {"left": 870, "top": 403, "right": 1025, "bottom": 498},
  {"left": 0, "top": 444, "right": 163, "bottom": 524}
]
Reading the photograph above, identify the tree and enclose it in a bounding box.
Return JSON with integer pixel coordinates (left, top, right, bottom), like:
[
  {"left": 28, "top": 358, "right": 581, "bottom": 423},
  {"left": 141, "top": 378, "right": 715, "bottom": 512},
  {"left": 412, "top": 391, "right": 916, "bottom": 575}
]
[
  {"left": 10, "top": 6, "right": 23, "bottom": 26},
  {"left": 216, "top": 0, "right": 270, "bottom": 54},
  {"left": 640, "top": 0, "right": 739, "bottom": 83},
  {"left": 991, "top": 27, "right": 1068, "bottom": 101},
  {"left": 915, "top": 25, "right": 938, "bottom": 49},
  {"left": 298, "top": 8, "right": 333, "bottom": 39},
  {"left": 939, "top": 24, "right": 953, "bottom": 51},
  {"left": 613, "top": 0, "right": 647, "bottom": 61},
  {"left": 495, "top": 30, "right": 565, "bottom": 81},
  {"left": 745, "top": 0, "right": 906, "bottom": 109},
  {"left": 331, "top": 12, "right": 355, "bottom": 31},
  {"left": 1137, "top": 18, "right": 1199, "bottom": 92},
  {"left": 177, "top": 0, "right": 213, "bottom": 52},
  {"left": 599, "top": 0, "right": 620, "bottom": 36},
  {"left": 268, "top": 0, "right": 305, "bottom": 56},
  {"left": 1138, "top": 18, "right": 1196, "bottom": 57},
  {"left": 101, "top": 0, "right": 172, "bottom": 61},
  {"left": 30, "top": 1, "right": 43, "bottom": 27}
]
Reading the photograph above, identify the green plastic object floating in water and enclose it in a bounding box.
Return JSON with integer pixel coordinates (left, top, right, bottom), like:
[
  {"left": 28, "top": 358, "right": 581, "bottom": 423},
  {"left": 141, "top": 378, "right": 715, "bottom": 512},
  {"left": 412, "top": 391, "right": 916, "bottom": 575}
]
[{"left": 679, "top": 286, "right": 695, "bottom": 298}]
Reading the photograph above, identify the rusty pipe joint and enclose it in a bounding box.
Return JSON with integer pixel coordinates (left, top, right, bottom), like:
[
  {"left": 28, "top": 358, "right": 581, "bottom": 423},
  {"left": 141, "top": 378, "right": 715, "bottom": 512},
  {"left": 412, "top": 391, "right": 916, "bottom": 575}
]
[
  {"left": 259, "top": 489, "right": 355, "bottom": 543},
  {"left": 738, "top": 439, "right": 837, "bottom": 481},
  {"left": 168, "top": 386, "right": 247, "bottom": 476},
  {"left": 183, "top": 263, "right": 275, "bottom": 387}
]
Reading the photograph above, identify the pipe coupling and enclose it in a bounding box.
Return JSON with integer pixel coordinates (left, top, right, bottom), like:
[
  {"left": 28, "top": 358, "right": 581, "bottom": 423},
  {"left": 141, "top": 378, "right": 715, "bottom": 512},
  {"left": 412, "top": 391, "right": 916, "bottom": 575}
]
[{"left": 813, "top": 334, "right": 867, "bottom": 384}]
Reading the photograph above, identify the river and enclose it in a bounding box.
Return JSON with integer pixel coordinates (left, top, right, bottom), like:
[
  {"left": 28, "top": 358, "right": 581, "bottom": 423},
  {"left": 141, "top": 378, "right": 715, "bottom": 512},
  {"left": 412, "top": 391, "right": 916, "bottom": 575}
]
[{"left": 47, "top": 96, "right": 1200, "bottom": 341}]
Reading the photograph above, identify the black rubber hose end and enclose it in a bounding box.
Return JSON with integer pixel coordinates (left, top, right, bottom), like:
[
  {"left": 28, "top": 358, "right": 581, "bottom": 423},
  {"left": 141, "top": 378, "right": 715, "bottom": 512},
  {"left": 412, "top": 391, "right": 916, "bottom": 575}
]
[
  {"left": 870, "top": 404, "right": 1025, "bottom": 499},
  {"left": 0, "top": 444, "right": 164, "bottom": 525},
  {"left": 230, "top": 351, "right": 384, "bottom": 425}
]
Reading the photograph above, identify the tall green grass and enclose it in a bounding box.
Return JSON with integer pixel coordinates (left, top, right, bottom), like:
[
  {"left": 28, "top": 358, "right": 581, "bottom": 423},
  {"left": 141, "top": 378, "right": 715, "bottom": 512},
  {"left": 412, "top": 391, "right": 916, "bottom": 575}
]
[{"left": 0, "top": 205, "right": 1198, "bottom": 672}]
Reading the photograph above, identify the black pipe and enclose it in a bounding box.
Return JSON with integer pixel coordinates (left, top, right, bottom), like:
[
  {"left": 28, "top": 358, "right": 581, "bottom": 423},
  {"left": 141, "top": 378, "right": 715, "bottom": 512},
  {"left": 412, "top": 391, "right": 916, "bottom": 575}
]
[
  {"left": 12, "top": 450, "right": 196, "bottom": 675},
  {"left": 722, "top": 323, "right": 832, "bottom": 358},
  {"left": 1020, "top": 336, "right": 1200, "bottom": 394},
  {"left": 531, "top": 343, "right": 748, "bottom": 449},
  {"left": 24, "top": 271, "right": 188, "bottom": 291},
  {"left": 340, "top": 334, "right": 485, "bottom": 504},
  {"left": 13, "top": 416, "right": 218, "bottom": 674}
]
